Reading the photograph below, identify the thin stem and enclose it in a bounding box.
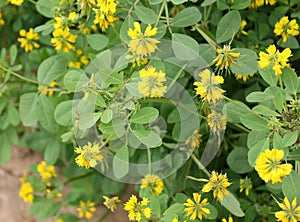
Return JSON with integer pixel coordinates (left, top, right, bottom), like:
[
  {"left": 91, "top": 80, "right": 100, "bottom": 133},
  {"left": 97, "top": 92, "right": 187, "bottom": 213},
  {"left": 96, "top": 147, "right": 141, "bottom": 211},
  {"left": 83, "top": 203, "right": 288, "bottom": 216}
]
[
  {"left": 147, "top": 146, "right": 152, "bottom": 174},
  {"left": 64, "top": 171, "right": 96, "bottom": 185},
  {"left": 154, "top": 0, "right": 166, "bottom": 27},
  {"left": 168, "top": 63, "right": 187, "bottom": 90},
  {"left": 0, "top": 65, "right": 39, "bottom": 85},
  {"left": 194, "top": 25, "right": 217, "bottom": 49},
  {"left": 128, "top": 0, "right": 140, "bottom": 15},
  {"left": 164, "top": 0, "right": 172, "bottom": 34},
  {"left": 98, "top": 210, "right": 111, "bottom": 222},
  {"left": 191, "top": 153, "right": 210, "bottom": 177}
]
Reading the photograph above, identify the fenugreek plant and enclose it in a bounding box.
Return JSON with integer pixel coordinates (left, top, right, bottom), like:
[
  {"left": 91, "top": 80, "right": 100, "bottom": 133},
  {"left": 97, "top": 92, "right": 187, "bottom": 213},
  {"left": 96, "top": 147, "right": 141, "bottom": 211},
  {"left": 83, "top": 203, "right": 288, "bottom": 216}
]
[{"left": 0, "top": 0, "right": 300, "bottom": 221}]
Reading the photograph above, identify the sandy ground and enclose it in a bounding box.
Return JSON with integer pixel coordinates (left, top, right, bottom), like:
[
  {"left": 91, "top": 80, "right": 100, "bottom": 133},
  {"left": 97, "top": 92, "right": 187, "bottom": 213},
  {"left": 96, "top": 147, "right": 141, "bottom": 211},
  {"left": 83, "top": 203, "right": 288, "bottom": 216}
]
[{"left": 0, "top": 146, "right": 130, "bottom": 222}]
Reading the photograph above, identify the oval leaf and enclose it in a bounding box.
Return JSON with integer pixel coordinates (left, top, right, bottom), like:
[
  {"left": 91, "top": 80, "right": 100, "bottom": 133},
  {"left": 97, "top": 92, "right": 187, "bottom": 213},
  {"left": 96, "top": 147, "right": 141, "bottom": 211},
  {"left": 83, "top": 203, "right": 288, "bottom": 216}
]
[
  {"left": 130, "top": 107, "right": 159, "bottom": 124},
  {"left": 216, "top": 10, "right": 241, "bottom": 43},
  {"left": 113, "top": 146, "right": 129, "bottom": 179},
  {"left": 135, "top": 5, "right": 157, "bottom": 24},
  {"left": 171, "top": 7, "right": 202, "bottom": 27}
]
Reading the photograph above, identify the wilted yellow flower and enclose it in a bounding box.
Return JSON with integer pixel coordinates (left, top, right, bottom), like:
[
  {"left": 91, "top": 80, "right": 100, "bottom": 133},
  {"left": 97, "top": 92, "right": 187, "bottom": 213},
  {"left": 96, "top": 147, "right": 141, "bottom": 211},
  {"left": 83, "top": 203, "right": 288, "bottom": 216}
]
[
  {"left": 92, "top": 0, "right": 119, "bottom": 32},
  {"left": 38, "top": 81, "right": 58, "bottom": 97},
  {"left": 77, "top": 200, "right": 96, "bottom": 219},
  {"left": 255, "top": 148, "right": 293, "bottom": 184},
  {"left": 7, "top": 0, "right": 24, "bottom": 6},
  {"left": 213, "top": 45, "right": 240, "bottom": 71},
  {"left": 19, "top": 173, "right": 34, "bottom": 203},
  {"left": 234, "top": 73, "right": 254, "bottom": 82},
  {"left": 185, "top": 129, "right": 202, "bottom": 149},
  {"left": 103, "top": 196, "right": 120, "bottom": 212},
  {"left": 194, "top": 69, "right": 225, "bottom": 104},
  {"left": 207, "top": 110, "right": 227, "bottom": 133},
  {"left": 74, "top": 142, "right": 103, "bottom": 169},
  {"left": 138, "top": 66, "right": 167, "bottom": 98},
  {"left": 275, "top": 197, "right": 300, "bottom": 222},
  {"left": 124, "top": 195, "right": 152, "bottom": 222},
  {"left": 202, "top": 171, "right": 231, "bottom": 200},
  {"left": 258, "top": 44, "right": 292, "bottom": 75},
  {"left": 37, "top": 161, "right": 57, "bottom": 180},
  {"left": 17, "top": 28, "right": 40, "bottom": 52},
  {"left": 274, "top": 16, "right": 299, "bottom": 43},
  {"left": 184, "top": 193, "right": 210, "bottom": 221},
  {"left": 141, "top": 174, "right": 164, "bottom": 196},
  {"left": 239, "top": 176, "right": 252, "bottom": 196}
]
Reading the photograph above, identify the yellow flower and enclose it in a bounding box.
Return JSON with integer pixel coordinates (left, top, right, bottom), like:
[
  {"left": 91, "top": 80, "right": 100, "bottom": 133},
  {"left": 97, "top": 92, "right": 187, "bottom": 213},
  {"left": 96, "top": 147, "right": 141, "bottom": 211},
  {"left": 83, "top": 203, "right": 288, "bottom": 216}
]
[
  {"left": 207, "top": 110, "right": 227, "bottom": 133},
  {"left": 234, "top": 73, "right": 254, "bottom": 82},
  {"left": 141, "top": 174, "right": 164, "bottom": 196},
  {"left": 77, "top": 200, "right": 96, "bottom": 219},
  {"left": 172, "top": 218, "right": 179, "bottom": 222},
  {"left": 45, "top": 188, "right": 63, "bottom": 200},
  {"left": 17, "top": 28, "right": 40, "bottom": 52},
  {"left": 193, "top": 69, "right": 225, "bottom": 104},
  {"left": 213, "top": 45, "right": 240, "bottom": 71},
  {"left": 124, "top": 195, "right": 152, "bottom": 222},
  {"left": 68, "top": 12, "right": 77, "bottom": 21},
  {"left": 185, "top": 129, "right": 202, "bottom": 149},
  {"left": 202, "top": 171, "right": 231, "bottom": 200},
  {"left": 258, "top": 44, "right": 292, "bottom": 75},
  {"left": 275, "top": 197, "right": 300, "bottom": 222},
  {"left": 184, "top": 193, "right": 210, "bottom": 221},
  {"left": 103, "top": 196, "right": 120, "bottom": 212},
  {"left": 239, "top": 176, "right": 252, "bottom": 196},
  {"left": 274, "top": 16, "right": 299, "bottom": 43},
  {"left": 69, "top": 49, "right": 89, "bottom": 68},
  {"left": 92, "top": 0, "right": 119, "bottom": 32},
  {"left": 37, "top": 81, "right": 58, "bottom": 96},
  {"left": 0, "top": 11, "right": 5, "bottom": 26},
  {"left": 19, "top": 173, "right": 34, "bottom": 203},
  {"left": 138, "top": 66, "right": 167, "bottom": 98},
  {"left": 249, "top": 0, "right": 275, "bottom": 8},
  {"left": 240, "top": 20, "right": 248, "bottom": 36},
  {"left": 51, "top": 27, "right": 77, "bottom": 53},
  {"left": 56, "top": 219, "right": 64, "bottom": 222},
  {"left": 255, "top": 148, "right": 293, "bottom": 184},
  {"left": 222, "top": 216, "right": 233, "bottom": 222},
  {"left": 37, "top": 161, "right": 57, "bottom": 181},
  {"left": 74, "top": 142, "right": 103, "bottom": 169},
  {"left": 127, "top": 22, "right": 160, "bottom": 57},
  {"left": 7, "top": 0, "right": 24, "bottom": 6}
]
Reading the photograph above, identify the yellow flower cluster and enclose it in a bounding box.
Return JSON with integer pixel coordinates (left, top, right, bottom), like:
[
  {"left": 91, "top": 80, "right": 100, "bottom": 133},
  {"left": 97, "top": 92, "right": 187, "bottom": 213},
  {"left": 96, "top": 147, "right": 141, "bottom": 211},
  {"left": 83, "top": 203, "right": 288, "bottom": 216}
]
[
  {"left": 275, "top": 197, "right": 300, "bottom": 222},
  {"left": 19, "top": 173, "right": 34, "bottom": 203},
  {"left": 51, "top": 17, "right": 77, "bottom": 53},
  {"left": 127, "top": 22, "right": 160, "bottom": 66},
  {"left": 249, "top": 0, "right": 276, "bottom": 9},
  {"left": 202, "top": 171, "right": 231, "bottom": 200},
  {"left": 207, "top": 110, "right": 227, "bottom": 133},
  {"left": 214, "top": 45, "right": 240, "bottom": 71},
  {"left": 91, "top": 0, "right": 119, "bottom": 32},
  {"left": 234, "top": 73, "right": 255, "bottom": 82},
  {"left": 184, "top": 193, "right": 210, "bottom": 221},
  {"left": 239, "top": 176, "right": 252, "bottom": 196},
  {"left": 138, "top": 66, "right": 167, "bottom": 98},
  {"left": 68, "top": 49, "right": 89, "bottom": 68},
  {"left": 255, "top": 148, "right": 292, "bottom": 184},
  {"left": 17, "top": 28, "right": 40, "bottom": 52},
  {"left": 258, "top": 44, "right": 292, "bottom": 75},
  {"left": 74, "top": 142, "right": 103, "bottom": 169},
  {"left": 7, "top": 0, "right": 24, "bottom": 6},
  {"left": 274, "top": 16, "right": 299, "bottom": 43},
  {"left": 103, "top": 196, "right": 120, "bottom": 212},
  {"left": 185, "top": 129, "right": 202, "bottom": 149},
  {"left": 77, "top": 200, "right": 96, "bottom": 219},
  {"left": 124, "top": 195, "right": 151, "bottom": 222},
  {"left": 194, "top": 69, "right": 225, "bottom": 104},
  {"left": 141, "top": 174, "right": 164, "bottom": 196},
  {"left": 38, "top": 81, "right": 58, "bottom": 97},
  {"left": 37, "top": 161, "right": 57, "bottom": 181},
  {"left": 222, "top": 216, "right": 233, "bottom": 222}
]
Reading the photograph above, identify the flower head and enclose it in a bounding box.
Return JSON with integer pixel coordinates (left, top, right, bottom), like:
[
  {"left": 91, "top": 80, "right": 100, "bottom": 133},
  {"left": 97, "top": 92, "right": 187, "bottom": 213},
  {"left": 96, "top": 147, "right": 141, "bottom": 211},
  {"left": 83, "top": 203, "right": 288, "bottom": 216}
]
[
  {"left": 202, "top": 171, "right": 231, "bottom": 200},
  {"left": 222, "top": 216, "right": 233, "bottom": 222},
  {"left": 37, "top": 161, "right": 57, "bottom": 181},
  {"left": 103, "top": 196, "right": 120, "bottom": 212},
  {"left": 258, "top": 44, "right": 292, "bottom": 75},
  {"left": 239, "top": 176, "right": 252, "bottom": 196},
  {"left": 255, "top": 148, "right": 293, "bottom": 184},
  {"left": 184, "top": 193, "right": 210, "bottom": 221},
  {"left": 19, "top": 173, "right": 34, "bottom": 203},
  {"left": 74, "top": 142, "right": 104, "bottom": 169},
  {"left": 239, "top": 20, "right": 248, "bottom": 36},
  {"left": 124, "top": 195, "right": 152, "bottom": 222},
  {"left": 185, "top": 129, "right": 202, "bottom": 149},
  {"left": 249, "top": 0, "right": 275, "bottom": 9},
  {"left": 275, "top": 197, "right": 300, "bottom": 222},
  {"left": 77, "top": 200, "right": 96, "bottom": 219},
  {"left": 207, "top": 110, "right": 227, "bottom": 133},
  {"left": 7, "top": 0, "right": 24, "bottom": 6},
  {"left": 141, "top": 174, "right": 164, "bottom": 196},
  {"left": 38, "top": 81, "right": 58, "bottom": 96},
  {"left": 274, "top": 16, "right": 299, "bottom": 43},
  {"left": 17, "top": 28, "right": 40, "bottom": 52},
  {"left": 234, "top": 73, "right": 255, "bottom": 82},
  {"left": 138, "top": 66, "right": 167, "bottom": 98},
  {"left": 193, "top": 69, "right": 225, "bottom": 104},
  {"left": 213, "top": 45, "right": 240, "bottom": 71}
]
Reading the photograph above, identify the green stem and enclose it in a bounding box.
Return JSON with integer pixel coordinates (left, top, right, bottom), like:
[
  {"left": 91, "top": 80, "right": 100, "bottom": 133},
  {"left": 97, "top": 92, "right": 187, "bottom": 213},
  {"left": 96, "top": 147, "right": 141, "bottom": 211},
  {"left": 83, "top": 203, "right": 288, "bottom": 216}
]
[
  {"left": 194, "top": 25, "right": 217, "bottom": 49},
  {"left": 147, "top": 146, "right": 152, "bottom": 174},
  {"left": 164, "top": 0, "right": 172, "bottom": 34},
  {"left": 64, "top": 171, "right": 96, "bottom": 185},
  {"left": 98, "top": 210, "right": 111, "bottom": 222},
  {"left": 154, "top": 0, "right": 166, "bottom": 27},
  {"left": 128, "top": 0, "right": 140, "bottom": 15},
  {"left": 168, "top": 63, "right": 187, "bottom": 89},
  {"left": 0, "top": 65, "right": 39, "bottom": 85},
  {"left": 28, "top": 0, "right": 37, "bottom": 5},
  {"left": 191, "top": 153, "right": 210, "bottom": 177}
]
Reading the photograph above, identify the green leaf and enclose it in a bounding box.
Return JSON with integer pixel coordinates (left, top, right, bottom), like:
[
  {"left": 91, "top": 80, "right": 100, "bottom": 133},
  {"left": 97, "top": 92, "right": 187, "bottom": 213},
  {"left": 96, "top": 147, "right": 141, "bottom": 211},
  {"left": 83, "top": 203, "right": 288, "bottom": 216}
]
[
  {"left": 230, "top": 0, "right": 251, "bottom": 9},
  {"left": 205, "top": 204, "right": 218, "bottom": 220},
  {"left": 101, "top": 109, "right": 113, "bottom": 124},
  {"left": 130, "top": 107, "right": 159, "bottom": 124},
  {"left": 44, "top": 140, "right": 61, "bottom": 165},
  {"left": 37, "top": 95, "right": 58, "bottom": 132},
  {"left": 54, "top": 101, "right": 73, "bottom": 126},
  {"left": 135, "top": 5, "right": 157, "bottom": 24},
  {"left": 230, "top": 48, "right": 258, "bottom": 75},
  {"left": 252, "top": 105, "right": 280, "bottom": 116},
  {"left": 240, "top": 114, "right": 269, "bottom": 131},
  {"left": 149, "top": 0, "right": 163, "bottom": 4},
  {"left": 201, "top": 0, "right": 216, "bottom": 6},
  {"left": 273, "top": 91, "right": 284, "bottom": 112},
  {"left": 248, "top": 137, "right": 269, "bottom": 166},
  {"left": 170, "top": 0, "right": 187, "bottom": 4},
  {"left": 288, "top": 149, "right": 300, "bottom": 161},
  {"left": 227, "top": 147, "right": 253, "bottom": 174},
  {"left": 281, "top": 67, "right": 298, "bottom": 94},
  {"left": 283, "top": 131, "right": 298, "bottom": 147},
  {"left": 282, "top": 171, "right": 300, "bottom": 201},
  {"left": 224, "top": 101, "right": 250, "bottom": 123},
  {"left": 163, "top": 203, "right": 184, "bottom": 216},
  {"left": 171, "top": 7, "right": 202, "bottom": 27},
  {"left": 78, "top": 112, "right": 101, "bottom": 129},
  {"left": 278, "top": 36, "right": 299, "bottom": 49},
  {"left": 216, "top": 10, "right": 241, "bottom": 43},
  {"left": 99, "top": 118, "right": 126, "bottom": 140},
  {"left": 86, "top": 34, "right": 109, "bottom": 51},
  {"left": 133, "top": 129, "right": 162, "bottom": 148},
  {"left": 113, "top": 146, "right": 129, "bottom": 179},
  {"left": 19, "top": 93, "right": 38, "bottom": 126},
  {"left": 246, "top": 91, "right": 274, "bottom": 103},
  {"left": 172, "top": 33, "right": 199, "bottom": 60},
  {"left": 120, "top": 15, "right": 134, "bottom": 42},
  {"left": 37, "top": 55, "right": 68, "bottom": 85},
  {"left": 9, "top": 44, "right": 17, "bottom": 65},
  {"left": 150, "top": 196, "right": 161, "bottom": 217},
  {"left": 64, "top": 69, "right": 87, "bottom": 92},
  {"left": 0, "top": 134, "right": 11, "bottom": 164},
  {"left": 8, "top": 104, "right": 20, "bottom": 126},
  {"left": 259, "top": 68, "right": 278, "bottom": 86},
  {"left": 220, "top": 192, "right": 245, "bottom": 217},
  {"left": 273, "top": 132, "right": 283, "bottom": 149},
  {"left": 36, "top": 0, "right": 60, "bottom": 18}
]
